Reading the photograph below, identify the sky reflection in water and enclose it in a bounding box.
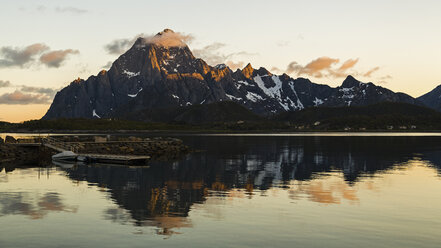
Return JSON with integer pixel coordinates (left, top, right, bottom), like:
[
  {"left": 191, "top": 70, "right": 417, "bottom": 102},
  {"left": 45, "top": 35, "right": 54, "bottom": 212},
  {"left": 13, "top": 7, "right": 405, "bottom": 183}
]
[{"left": 1, "top": 136, "right": 441, "bottom": 248}]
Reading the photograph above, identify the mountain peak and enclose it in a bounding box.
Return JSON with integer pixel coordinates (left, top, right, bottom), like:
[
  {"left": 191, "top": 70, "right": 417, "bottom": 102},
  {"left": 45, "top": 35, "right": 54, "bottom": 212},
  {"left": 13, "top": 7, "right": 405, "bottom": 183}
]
[
  {"left": 341, "top": 75, "right": 360, "bottom": 88},
  {"left": 242, "top": 63, "right": 254, "bottom": 78},
  {"left": 132, "top": 29, "right": 188, "bottom": 49},
  {"left": 156, "top": 28, "right": 175, "bottom": 36}
]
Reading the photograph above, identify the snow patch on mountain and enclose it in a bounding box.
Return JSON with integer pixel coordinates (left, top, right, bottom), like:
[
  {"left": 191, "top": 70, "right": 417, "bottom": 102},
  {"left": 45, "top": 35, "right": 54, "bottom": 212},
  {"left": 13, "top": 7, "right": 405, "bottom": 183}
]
[
  {"left": 246, "top": 92, "right": 264, "bottom": 102},
  {"left": 313, "top": 97, "right": 324, "bottom": 106},
  {"left": 235, "top": 80, "right": 252, "bottom": 89},
  {"left": 215, "top": 64, "right": 227, "bottom": 69},
  {"left": 123, "top": 70, "right": 141, "bottom": 78},
  {"left": 339, "top": 87, "right": 355, "bottom": 99},
  {"left": 92, "top": 109, "right": 100, "bottom": 118},
  {"left": 253, "top": 75, "right": 282, "bottom": 99},
  {"left": 226, "top": 94, "right": 242, "bottom": 101},
  {"left": 288, "top": 81, "right": 304, "bottom": 110},
  {"left": 128, "top": 88, "right": 143, "bottom": 97}
]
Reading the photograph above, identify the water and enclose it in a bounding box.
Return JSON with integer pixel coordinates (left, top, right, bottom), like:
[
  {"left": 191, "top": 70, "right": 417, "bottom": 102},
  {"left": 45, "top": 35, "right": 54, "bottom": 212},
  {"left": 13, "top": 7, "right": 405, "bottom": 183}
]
[{"left": 2, "top": 135, "right": 441, "bottom": 247}]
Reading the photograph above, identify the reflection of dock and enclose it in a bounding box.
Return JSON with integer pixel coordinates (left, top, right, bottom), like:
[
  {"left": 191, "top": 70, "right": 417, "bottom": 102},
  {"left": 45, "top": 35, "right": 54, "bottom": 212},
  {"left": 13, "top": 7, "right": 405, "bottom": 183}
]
[{"left": 77, "top": 154, "right": 150, "bottom": 165}]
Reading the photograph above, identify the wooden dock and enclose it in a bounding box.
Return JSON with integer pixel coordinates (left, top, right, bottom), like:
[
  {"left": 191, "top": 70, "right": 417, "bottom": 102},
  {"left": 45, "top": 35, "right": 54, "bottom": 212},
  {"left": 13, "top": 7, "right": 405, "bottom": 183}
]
[{"left": 43, "top": 143, "right": 65, "bottom": 152}]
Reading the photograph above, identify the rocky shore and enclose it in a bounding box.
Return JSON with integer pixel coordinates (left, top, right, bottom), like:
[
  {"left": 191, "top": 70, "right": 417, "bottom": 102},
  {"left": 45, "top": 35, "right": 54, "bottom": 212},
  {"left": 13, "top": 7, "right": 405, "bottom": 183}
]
[{"left": 0, "top": 136, "right": 49, "bottom": 172}]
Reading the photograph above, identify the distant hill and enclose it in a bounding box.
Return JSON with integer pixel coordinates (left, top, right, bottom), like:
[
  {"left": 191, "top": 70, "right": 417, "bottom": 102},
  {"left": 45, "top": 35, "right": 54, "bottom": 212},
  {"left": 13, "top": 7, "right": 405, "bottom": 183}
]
[
  {"left": 274, "top": 102, "right": 441, "bottom": 130},
  {"left": 118, "top": 101, "right": 262, "bottom": 124},
  {"left": 0, "top": 121, "right": 13, "bottom": 131},
  {"left": 417, "top": 85, "right": 441, "bottom": 112},
  {"left": 4, "top": 102, "right": 441, "bottom": 131}
]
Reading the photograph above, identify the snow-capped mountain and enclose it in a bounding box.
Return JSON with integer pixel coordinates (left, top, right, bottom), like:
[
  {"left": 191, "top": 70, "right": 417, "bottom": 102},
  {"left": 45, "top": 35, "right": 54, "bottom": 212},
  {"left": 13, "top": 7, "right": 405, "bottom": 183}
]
[{"left": 42, "top": 29, "right": 419, "bottom": 120}]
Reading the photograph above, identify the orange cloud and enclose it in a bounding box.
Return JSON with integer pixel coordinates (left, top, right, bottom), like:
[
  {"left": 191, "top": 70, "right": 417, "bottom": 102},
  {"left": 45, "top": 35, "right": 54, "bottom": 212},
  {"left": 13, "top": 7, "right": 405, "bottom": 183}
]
[
  {"left": 0, "top": 90, "right": 51, "bottom": 104},
  {"left": 287, "top": 57, "right": 340, "bottom": 78},
  {"left": 226, "top": 61, "right": 244, "bottom": 70},
  {"left": 105, "top": 30, "right": 194, "bottom": 54},
  {"left": 363, "top": 66, "right": 380, "bottom": 77},
  {"left": 338, "top": 58, "right": 359, "bottom": 71},
  {"left": 285, "top": 57, "right": 385, "bottom": 80}
]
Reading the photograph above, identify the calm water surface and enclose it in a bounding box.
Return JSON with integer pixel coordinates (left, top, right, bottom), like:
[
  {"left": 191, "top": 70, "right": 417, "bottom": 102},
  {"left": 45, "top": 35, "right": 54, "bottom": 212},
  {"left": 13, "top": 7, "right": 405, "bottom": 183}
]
[{"left": 2, "top": 135, "right": 441, "bottom": 247}]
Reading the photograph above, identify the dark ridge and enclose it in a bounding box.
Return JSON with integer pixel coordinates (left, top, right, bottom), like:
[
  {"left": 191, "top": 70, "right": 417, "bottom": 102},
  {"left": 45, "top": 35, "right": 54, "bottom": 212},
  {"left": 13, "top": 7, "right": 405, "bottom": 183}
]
[
  {"left": 417, "top": 84, "right": 441, "bottom": 112},
  {"left": 119, "top": 101, "right": 262, "bottom": 124},
  {"left": 274, "top": 101, "right": 441, "bottom": 129}
]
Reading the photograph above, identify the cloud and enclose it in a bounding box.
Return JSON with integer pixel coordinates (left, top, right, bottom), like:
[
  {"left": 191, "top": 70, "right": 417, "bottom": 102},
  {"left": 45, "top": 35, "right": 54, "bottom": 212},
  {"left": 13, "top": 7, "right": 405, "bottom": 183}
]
[
  {"left": 104, "top": 30, "right": 194, "bottom": 55},
  {"left": 0, "top": 81, "right": 58, "bottom": 105},
  {"left": 193, "top": 43, "right": 228, "bottom": 65},
  {"left": 0, "top": 90, "right": 52, "bottom": 104},
  {"left": 0, "top": 80, "right": 11, "bottom": 88},
  {"left": 286, "top": 57, "right": 383, "bottom": 79},
  {"left": 287, "top": 57, "right": 340, "bottom": 78},
  {"left": 20, "top": 86, "right": 57, "bottom": 96},
  {"left": 104, "top": 37, "right": 139, "bottom": 55},
  {"left": 0, "top": 43, "right": 78, "bottom": 68},
  {"left": 226, "top": 61, "right": 245, "bottom": 70},
  {"left": 141, "top": 29, "right": 194, "bottom": 48},
  {"left": 0, "top": 43, "right": 49, "bottom": 68},
  {"left": 102, "top": 61, "right": 113, "bottom": 69},
  {"left": 286, "top": 62, "right": 303, "bottom": 74},
  {"left": 193, "top": 42, "right": 256, "bottom": 67},
  {"left": 363, "top": 67, "right": 380, "bottom": 77},
  {"left": 39, "top": 49, "right": 79, "bottom": 68},
  {"left": 377, "top": 75, "right": 393, "bottom": 84},
  {"left": 380, "top": 75, "right": 392, "bottom": 80},
  {"left": 338, "top": 58, "right": 359, "bottom": 71},
  {"left": 270, "top": 67, "right": 282, "bottom": 73},
  {"left": 328, "top": 58, "right": 360, "bottom": 78},
  {"left": 55, "top": 7, "right": 88, "bottom": 14}
]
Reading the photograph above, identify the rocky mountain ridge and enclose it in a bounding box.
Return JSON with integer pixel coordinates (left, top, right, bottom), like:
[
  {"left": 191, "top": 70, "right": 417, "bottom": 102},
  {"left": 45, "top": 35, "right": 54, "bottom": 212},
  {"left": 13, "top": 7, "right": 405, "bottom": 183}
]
[{"left": 43, "top": 29, "right": 423, "bottom": 120}]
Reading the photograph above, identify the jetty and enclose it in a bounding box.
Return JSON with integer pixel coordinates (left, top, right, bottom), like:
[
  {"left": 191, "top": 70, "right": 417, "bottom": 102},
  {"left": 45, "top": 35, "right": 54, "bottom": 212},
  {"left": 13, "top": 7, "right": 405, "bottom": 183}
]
[
  {"left": 42, "top": 137, "right": 150, "bottom": 165},
  {"left": 2, "top": 135, "right": 189, "bottom": 166}
]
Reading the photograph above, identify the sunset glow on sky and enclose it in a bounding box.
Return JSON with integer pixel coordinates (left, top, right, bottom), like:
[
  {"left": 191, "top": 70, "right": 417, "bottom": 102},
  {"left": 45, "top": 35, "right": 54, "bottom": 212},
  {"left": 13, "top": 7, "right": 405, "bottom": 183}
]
[{"left": 1, "top": 0, "right": 440, "bottom": 122}]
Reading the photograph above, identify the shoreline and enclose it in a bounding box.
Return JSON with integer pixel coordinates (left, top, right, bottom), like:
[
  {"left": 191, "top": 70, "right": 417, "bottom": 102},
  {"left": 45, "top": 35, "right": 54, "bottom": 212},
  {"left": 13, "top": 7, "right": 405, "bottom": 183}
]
[{"left": 3, "top": 130, "right": 441, "bottom": 137}]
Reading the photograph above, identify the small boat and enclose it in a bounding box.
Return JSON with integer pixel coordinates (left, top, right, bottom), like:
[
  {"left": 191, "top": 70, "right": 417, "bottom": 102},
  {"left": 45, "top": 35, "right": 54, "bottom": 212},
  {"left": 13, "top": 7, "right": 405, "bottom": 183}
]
[{"left": 52, "top": 151, "right": 78, "bottom": 162}]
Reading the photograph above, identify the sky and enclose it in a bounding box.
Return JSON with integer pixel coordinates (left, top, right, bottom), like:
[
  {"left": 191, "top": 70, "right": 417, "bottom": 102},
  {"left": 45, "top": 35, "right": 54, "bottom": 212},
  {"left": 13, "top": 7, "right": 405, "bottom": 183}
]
[{"left": 0, "top": 0, "right": 440, "bottom": 122}]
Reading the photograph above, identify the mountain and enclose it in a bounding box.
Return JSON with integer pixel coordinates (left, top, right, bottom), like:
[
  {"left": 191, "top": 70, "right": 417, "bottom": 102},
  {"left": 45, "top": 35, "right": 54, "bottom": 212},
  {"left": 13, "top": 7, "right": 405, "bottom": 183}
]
[
  {"left": 324, "top": 75, "right": 418, "bottom": 107},
  {"left": 42, "top": 29, "right": 420, "bottom": 120},
  {"left": 275, "top": 102, "right": 441, "bottom": 130},
  {"left": 417, "top": 85, "right": 441, "bottom": 112}
]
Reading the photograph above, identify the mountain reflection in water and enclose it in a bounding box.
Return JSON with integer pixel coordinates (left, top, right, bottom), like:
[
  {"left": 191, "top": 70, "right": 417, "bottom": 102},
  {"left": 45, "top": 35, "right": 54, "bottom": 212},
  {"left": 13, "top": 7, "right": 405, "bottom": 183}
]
[{"left": 50, "top": 136, "right": 441, "bottom": 235}]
